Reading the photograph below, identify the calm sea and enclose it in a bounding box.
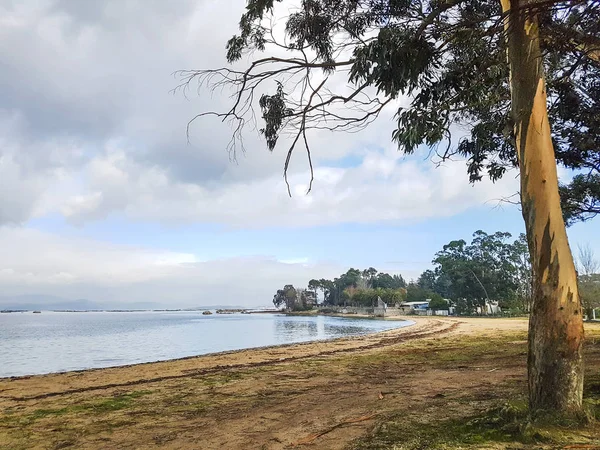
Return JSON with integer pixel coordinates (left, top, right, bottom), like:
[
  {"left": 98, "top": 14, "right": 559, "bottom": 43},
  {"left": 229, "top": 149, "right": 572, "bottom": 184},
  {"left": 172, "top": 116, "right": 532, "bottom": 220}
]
[{"left": 0, "top": 311, "right": 412, "bottom": 378}]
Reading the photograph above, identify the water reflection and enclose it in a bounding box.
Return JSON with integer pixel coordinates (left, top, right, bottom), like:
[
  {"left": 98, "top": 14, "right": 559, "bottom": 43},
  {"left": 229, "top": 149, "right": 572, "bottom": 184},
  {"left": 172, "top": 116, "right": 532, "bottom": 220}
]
[
  {"left": 0, "top": 312, "right": 412, "bottom": 377},
  {"left": 274, "top": 316, "right": 319, "bottom": 341},
  {"left": 323, "top": 323, "right": 366, "bottom": 336}
]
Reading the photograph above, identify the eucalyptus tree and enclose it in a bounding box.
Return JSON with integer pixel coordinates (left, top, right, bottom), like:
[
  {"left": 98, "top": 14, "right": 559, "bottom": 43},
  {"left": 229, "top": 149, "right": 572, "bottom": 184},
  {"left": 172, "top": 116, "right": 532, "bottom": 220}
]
[
  {"left": 417, "top": 269, "right": 437, "bottom": 291},
  {"left": 273, "top": 284, "right": 298, "bottom": 309},
  {"left": 181, "top": 0, "right": 600, "bottom": 415},
  {"left": 372, "top": 272, "right": 406, "bottom": 289},
  {"left": 431, "top": 231, "right": 526, "bottom": 312},
  {"left": 362, "top": 267, "right": 378, "bottom": 288},
  {"left": 561, "top": 174, "right": 600, "bottom": 225}
]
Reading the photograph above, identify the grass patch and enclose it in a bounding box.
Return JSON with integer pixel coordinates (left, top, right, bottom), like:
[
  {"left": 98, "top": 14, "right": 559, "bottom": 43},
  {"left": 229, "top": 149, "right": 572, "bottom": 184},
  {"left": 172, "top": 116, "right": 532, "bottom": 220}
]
[
  {"left": 346, "top": 332, "right": 527, "bottom": 372},
  {"left": 585, "top": 373, "right": 600, "bottom": 397},
  {"left": 180, "top": 401, "right": 211, "bottom": 418},
  {"left": 88, "top": 390, "right": 150, "bottom": 413},
  {"left": 350, "top": 401, "right": 528, "bottom": 450},
  {"left": 1, "top": 390, "right": 153, "bottom": 427},
  {"left": 350, "top": 400, "right": 595, "bottom": 449},
  {"left": 352, "top": 389, "right": 600, "bottom": 449},
  {"left": 584, "top": 372, "right": 600, "bottom": 421},
  {"left": 197, "top": 371, "right": 246, "bottom": 387},
  {"left": 29, "top": 407, "right": 71, "bottom": 420}
]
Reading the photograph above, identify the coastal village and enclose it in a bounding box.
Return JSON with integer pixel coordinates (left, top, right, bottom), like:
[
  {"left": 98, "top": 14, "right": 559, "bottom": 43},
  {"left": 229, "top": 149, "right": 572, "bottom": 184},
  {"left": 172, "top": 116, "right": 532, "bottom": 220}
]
[{"left": 273, "top": 230, "right": 599, "bottom": 319}]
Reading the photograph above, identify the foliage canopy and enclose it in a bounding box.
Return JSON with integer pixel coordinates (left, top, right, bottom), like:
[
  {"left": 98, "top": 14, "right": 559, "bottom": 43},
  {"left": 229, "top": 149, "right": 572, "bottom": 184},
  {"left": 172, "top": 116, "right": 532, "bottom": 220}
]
[{"left": 179, "top": 0, "right": 600, "bottom": 222}]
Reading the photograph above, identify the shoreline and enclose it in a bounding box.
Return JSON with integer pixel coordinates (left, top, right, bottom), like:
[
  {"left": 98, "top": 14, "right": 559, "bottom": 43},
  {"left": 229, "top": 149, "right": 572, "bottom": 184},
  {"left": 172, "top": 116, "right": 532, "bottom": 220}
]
[
  {"left": 1, "top": 314, "right": 414, "bottom": 382},
  {"left": 0, "top": 317, "right": 449, "bottom": 400},
  {"left": 0, "top": 316, "right": 535, "bottom": 401},
  {"left": 2, "top": 315, "right": 539, "bottom": 386},
  {"left": 3, "top": 318, "right": 598, "bottom": 450}
]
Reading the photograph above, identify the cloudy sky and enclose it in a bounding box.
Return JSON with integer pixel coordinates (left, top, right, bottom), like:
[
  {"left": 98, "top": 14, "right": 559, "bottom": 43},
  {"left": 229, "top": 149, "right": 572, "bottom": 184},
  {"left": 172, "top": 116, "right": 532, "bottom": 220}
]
[{"left": 1, "top": 0, "right": 598, "bottom": 308}]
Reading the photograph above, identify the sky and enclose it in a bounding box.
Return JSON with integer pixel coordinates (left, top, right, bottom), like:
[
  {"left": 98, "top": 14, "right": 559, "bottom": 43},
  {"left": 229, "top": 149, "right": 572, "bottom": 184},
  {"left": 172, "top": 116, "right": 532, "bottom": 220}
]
[{"left": 0, "top": 0, "right": 598, "bottom": 308}]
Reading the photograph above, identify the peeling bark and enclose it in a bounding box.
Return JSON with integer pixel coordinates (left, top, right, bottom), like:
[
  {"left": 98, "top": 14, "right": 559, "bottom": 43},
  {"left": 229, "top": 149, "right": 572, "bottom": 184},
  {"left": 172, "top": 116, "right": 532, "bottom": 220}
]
[{"left": 500, "top": 0, "right": 584, "bottom": 414}]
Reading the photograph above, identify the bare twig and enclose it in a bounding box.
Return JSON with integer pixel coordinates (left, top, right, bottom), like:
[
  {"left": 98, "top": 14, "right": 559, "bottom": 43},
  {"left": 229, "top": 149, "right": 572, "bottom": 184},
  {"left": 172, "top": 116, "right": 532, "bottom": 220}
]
[{"left": 291, "top": 413, "right": 378, "bottom": 447}]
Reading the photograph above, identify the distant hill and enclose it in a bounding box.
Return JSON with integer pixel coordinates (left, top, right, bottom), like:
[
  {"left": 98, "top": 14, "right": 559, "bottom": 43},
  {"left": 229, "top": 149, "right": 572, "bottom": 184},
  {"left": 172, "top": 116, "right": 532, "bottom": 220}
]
[
  {"left": 0, "top": 295, "right": 260, "bottom": 311},
  {"left": 0, "top": 295, "right": 160, "bottom": 311}
]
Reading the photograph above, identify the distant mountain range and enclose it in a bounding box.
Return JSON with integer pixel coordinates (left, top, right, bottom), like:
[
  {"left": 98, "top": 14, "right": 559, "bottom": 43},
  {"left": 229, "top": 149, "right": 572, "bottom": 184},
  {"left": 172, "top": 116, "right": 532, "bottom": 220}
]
[
  {"left": 0, "top": 295, "right": 159, "bottom": 311},
  {"left": 0, "top": 295, "right": 254, "bottom": 311}
]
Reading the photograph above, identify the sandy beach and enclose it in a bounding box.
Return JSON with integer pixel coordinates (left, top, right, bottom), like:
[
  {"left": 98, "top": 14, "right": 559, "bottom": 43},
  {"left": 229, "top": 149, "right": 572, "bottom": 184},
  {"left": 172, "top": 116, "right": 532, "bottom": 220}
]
[{"left": 1, "top": 316, "right": 599, "bottom": 449}]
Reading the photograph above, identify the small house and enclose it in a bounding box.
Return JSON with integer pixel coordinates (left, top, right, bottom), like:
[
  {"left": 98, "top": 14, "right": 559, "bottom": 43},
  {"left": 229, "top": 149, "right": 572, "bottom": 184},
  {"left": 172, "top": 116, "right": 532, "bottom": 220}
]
[{"left": 398, "top": 301, "right": 429, "bottom": 315}]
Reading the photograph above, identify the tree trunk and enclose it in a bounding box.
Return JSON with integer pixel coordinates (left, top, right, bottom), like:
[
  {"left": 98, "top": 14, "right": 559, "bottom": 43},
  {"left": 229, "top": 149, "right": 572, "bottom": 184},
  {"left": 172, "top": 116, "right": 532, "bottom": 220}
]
[{"left": 500, "top": 0, "right": 584, "bottom": 415}]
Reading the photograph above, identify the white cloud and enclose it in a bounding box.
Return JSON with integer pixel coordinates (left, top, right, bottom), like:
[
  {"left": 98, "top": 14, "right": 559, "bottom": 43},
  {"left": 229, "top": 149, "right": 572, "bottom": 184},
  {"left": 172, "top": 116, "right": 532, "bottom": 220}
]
[
  {"left": 0, "top": 227, "right": 342, "bottom": 307},
  {"left": 0, "top": 153, "right": 43, "bottom": 224},
  {"left": 39, "top": 143, "right": 518, "bottom": 228},
  {"left": 0, "top": 0, "right": 521, "bottom": 229}
]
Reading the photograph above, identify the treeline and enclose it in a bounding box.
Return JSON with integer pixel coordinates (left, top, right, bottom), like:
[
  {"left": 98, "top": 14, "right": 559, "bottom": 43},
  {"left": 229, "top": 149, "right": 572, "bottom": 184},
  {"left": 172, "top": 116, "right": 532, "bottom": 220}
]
[
  {"left": 419, "top": 231, "right": 531, "bottom": 315},
  {"left": 308, "top": 268, "right": 407, "bottom": 307},
  {"left": 274, "top": 230, "right": 534, "bottom": 314}
]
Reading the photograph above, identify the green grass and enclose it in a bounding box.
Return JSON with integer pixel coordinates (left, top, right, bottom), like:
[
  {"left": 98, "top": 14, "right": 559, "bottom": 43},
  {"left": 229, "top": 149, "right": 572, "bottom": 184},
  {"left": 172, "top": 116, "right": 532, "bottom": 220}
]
[
  {"left": 89, "top": 390, "right": 150, "bottom": 413},
  {"left": 0, "top": 390, "right": 152, "bottom": 427},
  {"left": 28, "top": 407, "right": 71, "bottom": 420},
  {"left": 196, "top": 371, "right": 246, "bottom": 387},
  {"left": 350, "top": 398, "right": 600, "bottom": 449},
  {"left": 349, "top": 400, "right": 530, "bottom": 450},
  {"left": 584, "top": 372, "right": 600, "bottom": 421},
  {"left": 343, "top": 333, "right": 527, "bottom": 372}
]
